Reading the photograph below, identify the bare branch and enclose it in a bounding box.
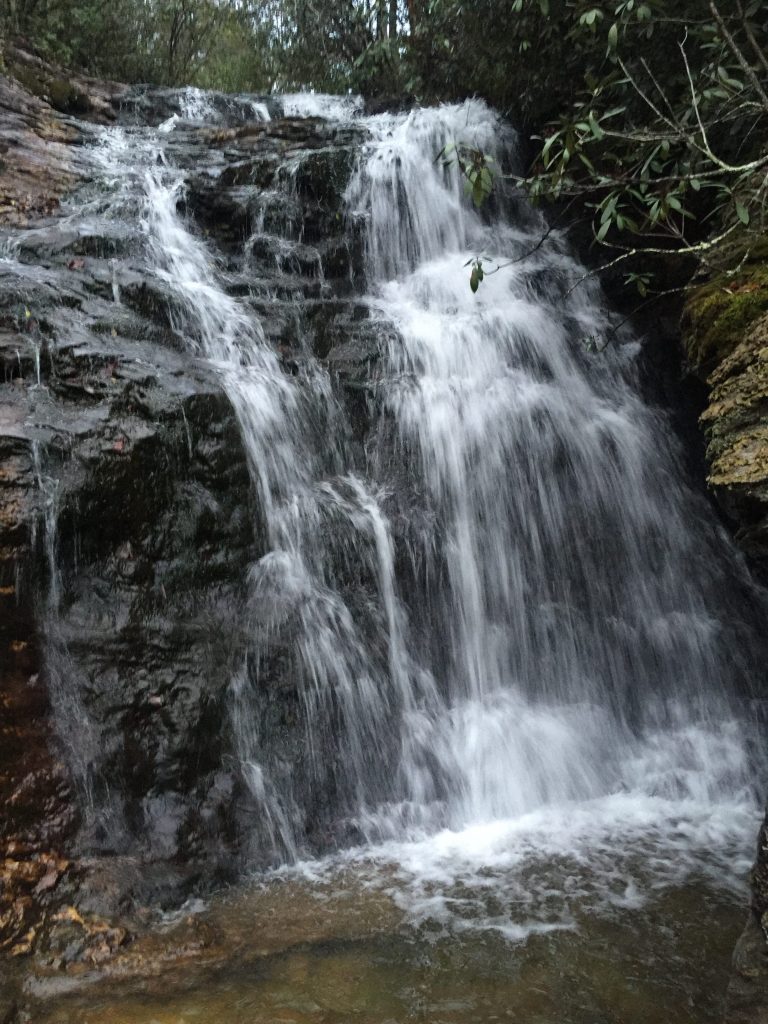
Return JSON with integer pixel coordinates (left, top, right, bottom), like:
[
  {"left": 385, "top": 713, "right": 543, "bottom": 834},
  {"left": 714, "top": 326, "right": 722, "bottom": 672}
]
[
  {"left": 735, "top": 0, "right": 768, "bottom": 76},
  {"left": 710, "top": 0, "right": 768, "bottom": 113},
  {"left": 617, "top": 56, "right": 680, "bottom": 136},
  {"left": 563, "top": 222, "right": 741, "bottom": 299}
]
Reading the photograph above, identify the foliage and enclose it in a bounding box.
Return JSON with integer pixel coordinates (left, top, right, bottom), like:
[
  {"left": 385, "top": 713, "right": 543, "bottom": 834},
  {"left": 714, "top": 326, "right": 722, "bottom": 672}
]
[
  {"left": 0, "top": 0, "right": 407, "bottom": 91},
  {"left": 1, "top": 0, "right": 767, "bottom": 305},
  {"left": 512, "top": 2, "right": 768, "bottom": 274},
  {"left": 1, "top": 0, "right": 240, "bottom": 85},
  {"left": 429, "top": 1, "right": 768, "bottom": 298}
]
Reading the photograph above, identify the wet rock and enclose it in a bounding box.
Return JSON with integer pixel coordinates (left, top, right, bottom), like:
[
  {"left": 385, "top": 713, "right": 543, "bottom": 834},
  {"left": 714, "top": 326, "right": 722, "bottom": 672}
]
[
  {"left": 182, "top": 117, "right": 362, "bottom": 254},
  {"left": 0, "top": 73, "right": 82, "bottom": 226},
  {"left": 725, "top": 811, "right": 768, "bottom": 1022},
  {"left": 679, "top": 244, "right": 768, "bottom": 567},
  {"left": 117, "top": 85, "right": 279, "bottom": 127},
  {"left": 0, "top": 60, "right": 388, "bottom": 959},
  {"left": 689, "top": 311, "right": 768, "bottom": 567},
  {"left": 0, "top": 852, "right": 73, "bottom": 957}
]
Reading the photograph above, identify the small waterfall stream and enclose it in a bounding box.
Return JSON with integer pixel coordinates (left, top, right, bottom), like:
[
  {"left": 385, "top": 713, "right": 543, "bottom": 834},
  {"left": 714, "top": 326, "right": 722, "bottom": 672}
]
[{"left": 26, "top": 93, "right": 767, "bottom": 960}]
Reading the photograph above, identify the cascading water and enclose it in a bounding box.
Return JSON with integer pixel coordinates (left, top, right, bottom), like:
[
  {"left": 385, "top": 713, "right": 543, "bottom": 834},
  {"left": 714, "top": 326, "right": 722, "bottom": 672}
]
[
  {"left": 31, "top": 92, "right": 766, "bottom": 942},
  {"left": 338, "top": 101, "right": 763, "bottom": 845}
]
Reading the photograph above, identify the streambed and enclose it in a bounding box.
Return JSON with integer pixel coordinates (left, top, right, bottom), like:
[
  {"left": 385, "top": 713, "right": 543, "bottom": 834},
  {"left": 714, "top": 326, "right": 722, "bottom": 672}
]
[
  {"left": 25, "top": 794, "right": 758, "bottom": 1023},
  {"left": 26, "top": 855, "right": 747, "bottom": 1024}
]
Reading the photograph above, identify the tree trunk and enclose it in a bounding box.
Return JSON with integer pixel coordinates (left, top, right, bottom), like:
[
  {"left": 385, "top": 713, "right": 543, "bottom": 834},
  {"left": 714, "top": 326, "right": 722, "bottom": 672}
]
[{"left": 406, "top": 0, "right": 418, "bottom": 34}]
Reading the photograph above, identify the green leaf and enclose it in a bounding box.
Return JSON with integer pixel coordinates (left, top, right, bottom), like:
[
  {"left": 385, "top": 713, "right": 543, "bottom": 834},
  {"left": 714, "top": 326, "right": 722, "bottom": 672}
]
[
  {"left": 736, "top": 202, "right": 750, "bottom": 225},
  {"left": 596, "top": 218, "right": 611, "bottom": 241},
  {"left": 607, "top": 22, "right": 618, "bottom": 50},
  {"left": 470, "top": 266, "right": 481, "bottom": 292},
  {"left": 588, "top": 111, "right": 604, "bottom": 140}
]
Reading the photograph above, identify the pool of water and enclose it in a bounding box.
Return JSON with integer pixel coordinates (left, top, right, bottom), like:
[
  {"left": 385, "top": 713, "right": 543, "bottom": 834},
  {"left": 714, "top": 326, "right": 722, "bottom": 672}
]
[{"left": 24, "top": 819, "right": 751, "bottom": 1024}]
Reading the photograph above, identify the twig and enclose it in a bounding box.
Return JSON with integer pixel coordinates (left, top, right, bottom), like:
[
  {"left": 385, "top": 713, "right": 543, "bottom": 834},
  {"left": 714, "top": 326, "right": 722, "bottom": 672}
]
[
  {"left": 710, "top": 0, "right": 768, "bottom": 113},
  {"left": 563, "top": 222, "right": 740, "bottom": 299},
  {"left": 735, "top": 0, "right": 768, "bottom": 76}
]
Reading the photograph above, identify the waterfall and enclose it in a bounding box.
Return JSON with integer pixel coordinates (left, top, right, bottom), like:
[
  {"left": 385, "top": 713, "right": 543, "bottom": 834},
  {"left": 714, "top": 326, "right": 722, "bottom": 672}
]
[
  {"left": 339, "top": 101, "right": 762, "bottom": 840},
  {"left": 34, "top": 93, "right": 765, "bottom": 899}
]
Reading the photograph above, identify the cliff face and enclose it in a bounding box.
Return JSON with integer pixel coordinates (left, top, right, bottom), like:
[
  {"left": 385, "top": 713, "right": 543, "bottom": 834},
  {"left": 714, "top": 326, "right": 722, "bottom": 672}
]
[
  {"left": 681, "top": 263, "right": 768, "bottom": 1022},
  {"left": 0, "top": 60, "right": 372, "bottom": 985},
  {"left": 682, "top": 257, "right": 768, "bottom": 568}
]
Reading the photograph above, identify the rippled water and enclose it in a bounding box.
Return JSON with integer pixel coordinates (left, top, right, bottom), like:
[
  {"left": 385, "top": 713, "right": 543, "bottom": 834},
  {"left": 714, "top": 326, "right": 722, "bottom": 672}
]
[{"left": 28, "top": 858, "right": 747, "bottom": 1024}]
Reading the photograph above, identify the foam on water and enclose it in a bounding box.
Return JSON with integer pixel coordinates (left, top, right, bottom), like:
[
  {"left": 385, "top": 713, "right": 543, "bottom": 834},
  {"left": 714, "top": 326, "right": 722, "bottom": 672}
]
[
  {"left": 275, "top": 737, "right": 757, "bottom": 943},
  {"left": 279, "top": 92, "right": 363, "bottom": 120}
]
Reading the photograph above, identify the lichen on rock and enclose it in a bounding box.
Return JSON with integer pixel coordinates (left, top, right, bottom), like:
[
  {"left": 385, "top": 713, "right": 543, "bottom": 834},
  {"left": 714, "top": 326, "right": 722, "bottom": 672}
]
[{"left": 680, "top": 238, "right": 768, "bottom": 565}]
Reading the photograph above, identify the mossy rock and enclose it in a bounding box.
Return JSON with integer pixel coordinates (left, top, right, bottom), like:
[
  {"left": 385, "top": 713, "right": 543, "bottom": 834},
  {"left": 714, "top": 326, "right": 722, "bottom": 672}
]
[
  {"left": 9, "top": 62, "right": 90, "bottom": 115},
  {"left": 682, "top": 258, "right": 768, "bottom": 377}
]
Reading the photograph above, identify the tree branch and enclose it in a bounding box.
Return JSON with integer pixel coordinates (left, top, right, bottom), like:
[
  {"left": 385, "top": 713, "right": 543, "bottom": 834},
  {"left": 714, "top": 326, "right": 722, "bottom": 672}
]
[{"left": 710, "top": 0, "right": 768, "bottom": 113}]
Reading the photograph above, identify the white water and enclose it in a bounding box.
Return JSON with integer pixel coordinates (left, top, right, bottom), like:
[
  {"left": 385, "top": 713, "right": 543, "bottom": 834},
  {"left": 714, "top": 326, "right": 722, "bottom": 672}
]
[
  {"left": 279, "top": 92, "right": 363, "bottom": 120},
  {"left": 36, "top": 94, "right": 766, "bottom": 938},
  {"left": 178, "top": 86, "right": 219, "bottom": 122}
]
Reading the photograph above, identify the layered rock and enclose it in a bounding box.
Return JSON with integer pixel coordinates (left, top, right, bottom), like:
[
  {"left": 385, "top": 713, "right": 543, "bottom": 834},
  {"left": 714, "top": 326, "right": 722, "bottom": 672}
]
[
  {"left": 682, "top": 260, "right": 768, "bottom": 1021},
  {"left": 0, "top": 63, "right": 374, "bottom": 983},
  {"left": 682, "top": 258, "right": 768, "bottom": 566},
  {"left": 0, "top": 72, "right": 81, "bottom": 225}
]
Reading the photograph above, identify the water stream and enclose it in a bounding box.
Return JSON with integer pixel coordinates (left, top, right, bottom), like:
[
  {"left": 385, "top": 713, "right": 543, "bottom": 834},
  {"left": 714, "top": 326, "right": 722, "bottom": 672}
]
[{"left": 17, "top": 93, "right": 768, "bottom": 1019}]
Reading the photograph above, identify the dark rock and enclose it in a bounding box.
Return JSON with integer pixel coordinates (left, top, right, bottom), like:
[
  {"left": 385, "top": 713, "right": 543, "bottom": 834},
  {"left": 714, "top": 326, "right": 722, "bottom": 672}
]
[
  {"left": 0, "top": 59, "right": 381, "bottom": 919},
  {"left": 725, "top": 811, "right": 768, "bottom": 1022},
  {"left": 116, "top": 85, "right": 279, "bottom": 128}
]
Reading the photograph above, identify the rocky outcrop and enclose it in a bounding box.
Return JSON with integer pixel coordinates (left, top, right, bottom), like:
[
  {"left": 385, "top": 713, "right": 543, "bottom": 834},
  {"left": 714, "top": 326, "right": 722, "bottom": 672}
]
[
  {"left": 682, "top": 258, "right": 768, "bottom": 1021},
  {"left": 3, "top": 43, "right": 128, "bottom": 123},
  {"left": 682, "top": 256, "right": 768, "bottom": 568},
  {"left": 0, "top": 72, "right": 82, "bottom": 225},
  {"left": 0, "top": 55, "right": 378, "bottom": 985}
]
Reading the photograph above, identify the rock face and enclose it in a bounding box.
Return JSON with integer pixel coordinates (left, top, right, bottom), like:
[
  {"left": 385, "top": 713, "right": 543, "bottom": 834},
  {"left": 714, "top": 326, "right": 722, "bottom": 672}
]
[
  {"left": 682, "top": 261, "right": 768, "bottom": 1021},
  {"left": 725, "top": 812, "right": 768, "bottom": 1024},
  {"left": 3, "top": 42, "right": 128, "bottom": 123},
  {"left": 682, "top": 258, "right": 768, "bottom": 568},
  {"left": 0, "top": 73, "right": 81, "bottom": 225},
  {"left": 0, "top": 62, "right": 372, "bottom": 972}
]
